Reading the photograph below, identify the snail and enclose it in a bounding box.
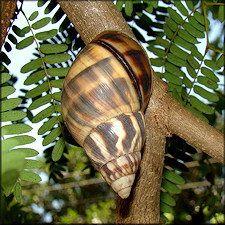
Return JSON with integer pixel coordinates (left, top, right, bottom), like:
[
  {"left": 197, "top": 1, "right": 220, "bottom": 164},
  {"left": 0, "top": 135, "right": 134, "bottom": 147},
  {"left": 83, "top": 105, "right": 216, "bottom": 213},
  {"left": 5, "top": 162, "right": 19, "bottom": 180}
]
[{"left": 61, "top": 31, "right": 152, "bottom": 199}]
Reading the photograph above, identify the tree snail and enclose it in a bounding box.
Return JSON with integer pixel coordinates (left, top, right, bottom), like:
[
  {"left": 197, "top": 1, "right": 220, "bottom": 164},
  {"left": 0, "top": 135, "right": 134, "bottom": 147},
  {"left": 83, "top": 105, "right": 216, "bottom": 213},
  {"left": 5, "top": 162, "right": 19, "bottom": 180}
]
[{"left": 61, "top": 31, "right": 152, "bottom": 199}]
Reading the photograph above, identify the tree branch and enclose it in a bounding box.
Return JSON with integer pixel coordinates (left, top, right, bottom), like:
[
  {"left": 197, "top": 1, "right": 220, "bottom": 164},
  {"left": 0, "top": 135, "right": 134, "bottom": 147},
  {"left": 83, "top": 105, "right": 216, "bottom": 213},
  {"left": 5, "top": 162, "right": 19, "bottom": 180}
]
[
  {"left": 0, "top": 0, "right": 17, "bottom": 48},
  {"left": 57, "top": 0, "right": 224, "bottom": 223}
]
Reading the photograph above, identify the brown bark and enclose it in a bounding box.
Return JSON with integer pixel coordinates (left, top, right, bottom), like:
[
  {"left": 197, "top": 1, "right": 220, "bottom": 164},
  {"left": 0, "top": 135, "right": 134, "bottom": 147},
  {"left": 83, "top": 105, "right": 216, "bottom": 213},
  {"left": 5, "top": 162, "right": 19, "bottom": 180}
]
[
  {"left": 0, "top": 0, "right": 17, "bottom": 48},
  {"left": 57, "top": 0, "right": 224, "bottom": 223}
]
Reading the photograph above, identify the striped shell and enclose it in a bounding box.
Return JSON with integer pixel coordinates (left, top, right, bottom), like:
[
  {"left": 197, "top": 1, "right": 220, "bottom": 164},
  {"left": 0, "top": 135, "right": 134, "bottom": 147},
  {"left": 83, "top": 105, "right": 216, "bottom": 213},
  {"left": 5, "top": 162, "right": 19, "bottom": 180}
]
[{"left": 61, "top": 31, "right": 152, "bottom": 198}]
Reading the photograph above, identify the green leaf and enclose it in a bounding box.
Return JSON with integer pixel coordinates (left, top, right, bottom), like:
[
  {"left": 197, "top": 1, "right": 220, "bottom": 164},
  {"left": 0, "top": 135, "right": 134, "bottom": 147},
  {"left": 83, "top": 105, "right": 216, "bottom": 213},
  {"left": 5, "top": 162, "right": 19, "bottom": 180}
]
[
  {"left": 167, "top": 7, "right": 183, "bottom": 24},
  {"left": 194, "top": 85, "right": 219, "bottom": 102},
  {"left": 201, "top": 67, "right": 219, "bottom": 82},
  {"left": 25, "top": 82, "right": 49, "bottom": 98},
  {"left": 183, "top": 22, "right": 205, "bottom": 38},
  {"left": 1, "top": 98, "right": 22, "bottom": 112},
  {"left": 125, "top": 1, "right": 133, "bottom": 16},
  {"left": 218, "top": 5, "right": 224, "bottom": 23},
  {"left": 52, "top": 137, "right": 65, "bottom": 161},
  {"left": 170, "top": 88, "right": 183, "bottom": 105},
  {"left": 12, "top": 25, "right": 24, "bottom": 37},
  {"left": 43, "top": 53, "right": 71, "bottom": 64},
  {"left": 2, "top": 151, "right": 26, "bottom": 174},
  {"left": 116, "top": 0, "right": 124, "bottom": 11},
  {"left": 178, "top": 29, "right": 199, "bottom": 44},
  {"left": 160, "top": 192, "right": 176, "bottom": 206},
  {"left": 167, "top": 53, "right": 186, "bottom": 67},
  {"left": 189, "top": 16, "right": 205, "bottom": 32},
  {"left": 160, "top": 202, "right": 174, "bottom": 214},
  {"left": 190, "top": 95, "right": 214, "bottom": 114},
  {"left": 174, "top": 36, "right": 194, "bottom": 51},
  {"left": 21, "top": 58, "right": 42, "bottom": 73},
  {"left": 174, "top": 1, "right": 188, "bottom": 16},
  {"left": 151, "top": 58, "right": 163, "bottom": 67},
  {"left": 4, "top": 42, "right": 12, "bottom": 52},
  {"left": 29, "top": 11, "right": 39, "bottom": 21},
  {"left": 1, "top": 110, "right": 26, "bottom": 122},
  {"left": 187, "top": 55, "right": 199, "bottom": 69},
  {"left": 24, "top": 70, "right": 45, "bottom": 85},
  {"left": 47, "top": 67, "right": 70, "bottom": 77},
  {"left": 170, "top": 44, "right": 189, "bottom": 60},
  {"left": 186, "top": 1, "right": 194, "bottom": 11},
  {"left": 19, "top": 171, "right": 42, "bottom": 183},
  {"left": 186, "top": 62, "right": 197, "bottom": 78},
  {"left": 182, "top": 74, "right": 192, "bottom": 88},
  {"left": 8, "top": 33, "right": 17, "bottom": 44},
  {"left": 2, "top": 170, "right": 19, "bottom": 196},
  {"left": 165, "top": 17, "right": 178, "bottom": 32},
  {"left": 163, "top": 169, "right": 185, "bottom": 185},
  {"left": 11, "top": 148, "right": 39, "bottom": 157},
  {"left": 38, "top": 116, "right": 60, "bottom": 135},
  {"left": 35, "top": 29, "right": 57, "bottom": 40},
  {"left": 160, "top": 214, "right": 169, "bottom": 224},
  {"left": 53, "top": 92, "right": 61, "bottom": 101},
  {"left": 185, "top": 104, "right": 209, "bottom": 123},
  {"left": 44, "top": 1, "right": 58, "bottom": 14},
  {"left": 21, "top": 26, "right": 31, "bottom": 35},
  {"left": 2, "top": 124, "right": 32, "bottom": 135},
  {"left": 161, "top": 179, "right": 181, "bottom": 194},
  {"left": 168, "top": 82, "right": 183, "bottom": 94},
  {"left": 31, "top": 17, "right": 51, "bottom": 29},
  {"left": 164, "top": 72, "right": 182, "bottom": 85},
  {"left": 145, "top": 4, "right": 153, "bottom": 14},
  {"left": 38, "top": 0, "right": 48, "bottom": 7},
  {"left": 43, "top": 127, "right": 61, "bottom": 146},
  {"left": 1, "top": 86, "right": 15, "bottom": 98},
  {"left": 40, "top": 44, "right": 68, "bottom": 54},
  {"left": 191, "top": 46, "right": 203, "bottom": 61},
  {"left": 32, "top": 104, "right": 61, "bottom": 123},
  {"left": 197, "top": 76, "right": 218, "bottom": 90},
  {"left": 16, "top": 36, "right": 34, "bottom": 50},
  {"left": 2, "top": 135, "right": 35, "bottom": 150},
  {"left": 151, "top": 47, "right": 166, "bottom": 58},
  {"left": 50, "top": 79, "right": 64, "bottom": 89},
  {"left": 28, "top": 94, "right": 52, "bottom": 110},
  {"left": 204, "top": 59, "right": 220, "bottom": 71},
  {"left": 194, "top": 11, "right": 205, "bottom": 25},
  {"left": 165, "top": 62, "right": 184, "bottom": 77},
  {"left": 155, "top": 37, "right": 170, "bottom": 48},
  {"left": 163, "top": 24, "right": 173, "bottom": 39},
  {"left": 15, "top": 182, "right": 22, "bottom": 202},
  {"left": 217, "top": 54, "right": 224, "bottom": 69},
  {"left": 24, "top": 159, "right": 42, "bottom": 169},
  {"left": 1, "top": 73, "right": 11, "bottom": 84}
]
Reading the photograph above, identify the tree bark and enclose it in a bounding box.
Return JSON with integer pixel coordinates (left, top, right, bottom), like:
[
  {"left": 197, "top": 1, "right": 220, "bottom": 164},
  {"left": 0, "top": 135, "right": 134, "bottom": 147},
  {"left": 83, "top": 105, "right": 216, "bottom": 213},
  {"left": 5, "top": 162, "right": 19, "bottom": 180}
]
[
  {"left": 0, "top": 0, "right": 17, "bottom": 48},
  {"left": 56, "top": 0, "right": 224, "bottom": 223}
]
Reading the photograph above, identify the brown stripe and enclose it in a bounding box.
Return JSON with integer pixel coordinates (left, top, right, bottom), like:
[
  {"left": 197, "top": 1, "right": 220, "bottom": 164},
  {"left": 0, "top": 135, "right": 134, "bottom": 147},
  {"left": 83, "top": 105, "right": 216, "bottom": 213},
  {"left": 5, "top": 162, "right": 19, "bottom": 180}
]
[
  {"left": 93, "top": 40, "right": 143, "bottom": 109},
  {"left": 85, "top": 134, "right": 106, "bottom": 163},
  {"left": 94, "top": 122, "right": 119, "bottom": 158},
  {"left": 116, "top": 113, "right": 136, "bottom": 153},
  {"left": 133, "top": 111, "right": 145, "bottom": 146}
]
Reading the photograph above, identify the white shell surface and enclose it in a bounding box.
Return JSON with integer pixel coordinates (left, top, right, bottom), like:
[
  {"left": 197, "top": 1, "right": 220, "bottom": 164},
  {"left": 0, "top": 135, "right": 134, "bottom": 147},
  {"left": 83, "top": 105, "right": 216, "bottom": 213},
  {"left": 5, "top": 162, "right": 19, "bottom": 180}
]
[{"left": 111, "top": 174, "right": 135, "bottom": 199}]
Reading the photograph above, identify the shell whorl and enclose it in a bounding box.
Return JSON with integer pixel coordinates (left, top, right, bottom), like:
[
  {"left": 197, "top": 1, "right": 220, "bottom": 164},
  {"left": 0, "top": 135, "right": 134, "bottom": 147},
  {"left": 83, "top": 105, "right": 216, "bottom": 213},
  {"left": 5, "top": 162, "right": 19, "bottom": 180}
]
[{"left": 61, "top": 31, "right": 152, "bottom": 198}]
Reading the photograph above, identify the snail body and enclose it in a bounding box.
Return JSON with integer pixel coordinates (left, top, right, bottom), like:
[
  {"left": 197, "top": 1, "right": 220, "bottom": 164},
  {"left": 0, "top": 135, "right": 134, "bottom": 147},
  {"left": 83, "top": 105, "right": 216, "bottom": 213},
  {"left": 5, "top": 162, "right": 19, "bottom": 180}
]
[{"left": 61, "top": 31, "right": 152, "bottom": 198}]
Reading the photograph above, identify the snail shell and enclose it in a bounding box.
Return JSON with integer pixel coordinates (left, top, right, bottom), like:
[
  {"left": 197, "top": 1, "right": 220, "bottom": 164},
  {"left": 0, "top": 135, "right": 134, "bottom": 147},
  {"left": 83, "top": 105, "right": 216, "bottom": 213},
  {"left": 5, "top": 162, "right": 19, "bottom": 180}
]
[{"left": 61, "top": 31, "right": 152, "bottom": 198}]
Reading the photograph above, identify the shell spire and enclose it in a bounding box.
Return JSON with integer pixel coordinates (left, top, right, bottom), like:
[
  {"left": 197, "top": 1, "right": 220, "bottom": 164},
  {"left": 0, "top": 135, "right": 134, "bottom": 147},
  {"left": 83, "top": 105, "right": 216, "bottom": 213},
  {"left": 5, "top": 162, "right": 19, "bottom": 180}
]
[{"left": 61, "top": 31, "right": 152, "bottom": 198}]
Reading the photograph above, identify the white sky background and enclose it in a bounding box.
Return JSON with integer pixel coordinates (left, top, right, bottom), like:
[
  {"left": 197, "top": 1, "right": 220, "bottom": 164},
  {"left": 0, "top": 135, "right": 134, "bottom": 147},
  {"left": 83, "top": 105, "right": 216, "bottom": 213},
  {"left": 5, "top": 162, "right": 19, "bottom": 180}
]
[
  {"left": 2, "top": 1, "right": 224, "bottom": 223},
  {"left": 4, "top": 0, "right": 224, "bottom": 165}
]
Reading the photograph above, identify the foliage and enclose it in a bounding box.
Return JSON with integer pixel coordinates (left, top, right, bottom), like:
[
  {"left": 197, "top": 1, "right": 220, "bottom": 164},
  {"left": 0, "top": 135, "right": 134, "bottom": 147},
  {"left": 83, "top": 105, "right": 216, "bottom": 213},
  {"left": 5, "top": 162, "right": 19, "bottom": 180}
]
[{"left": 1, "top": 0, "right": 224, "bottom": 224}]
